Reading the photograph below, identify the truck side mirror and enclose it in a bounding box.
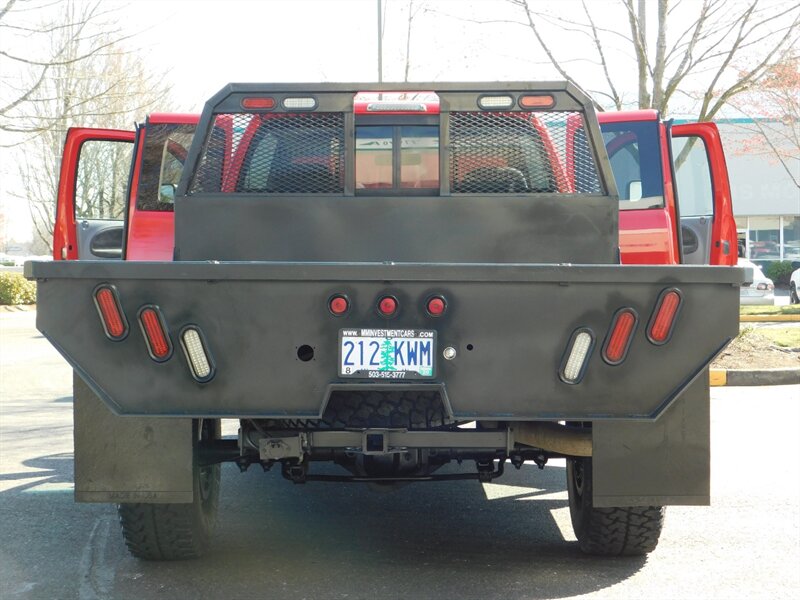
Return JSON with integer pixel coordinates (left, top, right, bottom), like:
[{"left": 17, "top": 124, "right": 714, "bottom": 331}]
[{"left": 627, "top": 180, "right": 642, "bottom": 201}]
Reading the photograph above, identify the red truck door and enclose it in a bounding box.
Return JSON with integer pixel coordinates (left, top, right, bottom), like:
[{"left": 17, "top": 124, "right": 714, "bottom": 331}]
[
  {"left": 54, "top": 128, "right": 135, "bottom": 260},
  {"left": 670, "top": 123, "right": 737, "bottom": 266},
  {"left": 124, "top": 115, "right": 199, "bottom": 261}
]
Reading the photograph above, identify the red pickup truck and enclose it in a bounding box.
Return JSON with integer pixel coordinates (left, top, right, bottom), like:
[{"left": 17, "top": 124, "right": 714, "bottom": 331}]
[{"left": 30, "top": 82, "right": 742, "bottom": 560}]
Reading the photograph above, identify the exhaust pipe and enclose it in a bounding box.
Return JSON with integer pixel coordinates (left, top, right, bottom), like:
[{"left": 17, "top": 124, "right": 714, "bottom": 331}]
[{"left": 514, "top": 422, "right": 592, "bottom": 457}]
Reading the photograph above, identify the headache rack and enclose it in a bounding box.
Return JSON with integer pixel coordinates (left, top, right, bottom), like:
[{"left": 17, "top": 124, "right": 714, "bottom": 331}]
[{"left": 178, "top": 81, "right": 613, "bottom": 198}]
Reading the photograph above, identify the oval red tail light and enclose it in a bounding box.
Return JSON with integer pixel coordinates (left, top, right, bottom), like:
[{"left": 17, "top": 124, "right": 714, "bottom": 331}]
[
  {"left": 603, "top": 308, "right": 638, "bottom": 365},
  {"left": 93, "top": 284, "right": 128, "bottom": 341},
  {"left": 647, "top": 289, "right": 682, "bottom": 345},
  {"left": 138, "top": 305, "right": 172, "bottom": 361}
]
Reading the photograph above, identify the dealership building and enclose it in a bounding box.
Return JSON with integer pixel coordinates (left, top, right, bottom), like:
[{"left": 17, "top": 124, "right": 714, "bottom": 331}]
[{"left": 713, "top": 119, "right": 799, "bottom": 266}]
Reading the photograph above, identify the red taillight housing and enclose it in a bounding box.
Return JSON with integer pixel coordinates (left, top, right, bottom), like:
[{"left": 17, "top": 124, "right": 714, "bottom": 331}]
[
  {"left": 647, "top": 289, "right": 682, "bottom": 345},
  {"left": 138, "top": 305, "right": 172, "bottom": 361},
  {"left": 426, "top": 295, "right": 446, "bottom": 317},
  {"left": 329, "top": 294, "right": 349, "bottom": 316},
  {"left": 378, "top": 296, "right": 398, "bottom": 317},
  {"left": 602, "top": 308, "right": 638, "bottom": 365},
  {"left": 93, "top": 284, "right": 128, "bottom": 341}
]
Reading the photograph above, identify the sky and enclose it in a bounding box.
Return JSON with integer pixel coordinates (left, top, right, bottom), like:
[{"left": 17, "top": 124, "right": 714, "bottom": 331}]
[
  {"left": 119, "top": 0, "right": 575, "bottom": 111},
  {"left": 115, "top": 0, "right": 778, "bottom": 114}
]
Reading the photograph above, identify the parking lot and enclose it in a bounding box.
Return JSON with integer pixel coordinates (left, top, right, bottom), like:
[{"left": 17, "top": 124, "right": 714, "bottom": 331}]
[{"left": 1, "top": 309, "right": 798, "bottom": 600}]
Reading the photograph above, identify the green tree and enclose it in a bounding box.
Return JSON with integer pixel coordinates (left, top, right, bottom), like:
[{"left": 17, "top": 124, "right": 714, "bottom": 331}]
[{"left": 379, "top": 339, "right": 395, "bottom": 371}]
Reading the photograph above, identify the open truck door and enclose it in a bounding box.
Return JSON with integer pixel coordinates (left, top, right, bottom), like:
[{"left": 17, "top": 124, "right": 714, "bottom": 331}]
[
  {"left": 54, "top": 128, "right": 135, "bottom": 260},
  {"left": 671, "top": 122, "right": 737, "bottom": 266}
]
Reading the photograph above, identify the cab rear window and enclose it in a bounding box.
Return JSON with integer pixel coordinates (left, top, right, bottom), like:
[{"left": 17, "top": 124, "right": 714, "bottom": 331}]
[{"left": 355, "top": 125, "right": 439, "bottom": 191}]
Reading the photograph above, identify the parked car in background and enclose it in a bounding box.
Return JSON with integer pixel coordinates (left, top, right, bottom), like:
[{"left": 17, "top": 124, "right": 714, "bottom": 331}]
[
  {"left": 790, "top": 268, "right": 800, "bottom": 304},
  {"left": 739, "top": 257, "right": 775, "bottom": 305}
]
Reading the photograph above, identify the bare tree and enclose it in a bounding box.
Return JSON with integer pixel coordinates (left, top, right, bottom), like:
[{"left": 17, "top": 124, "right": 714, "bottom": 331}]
[
  {"left": 730, "top": 54, "right": 800, "bottom": 188},
  {"left": 435, "top": 0, "right": 799, "bottom": 120},
  {"left": 403, "top": 0, "right": 425, "bottom": 82},
  {"left": 7, "top": 1, "right": 172, "bottom": 250},
  {"left": 0, "top": 0, "right": 136, "bottom": 135}
]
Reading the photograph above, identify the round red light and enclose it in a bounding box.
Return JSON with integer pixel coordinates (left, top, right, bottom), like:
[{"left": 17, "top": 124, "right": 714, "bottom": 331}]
[
  {"left": 426, "top": 296, "right": 446, "bottom": 316},
  {"left": 329, "top": 295, "right": 349, "bottom": 315},
  {"left": 378, "top": 296, "right": 397, "bottom": 316}
]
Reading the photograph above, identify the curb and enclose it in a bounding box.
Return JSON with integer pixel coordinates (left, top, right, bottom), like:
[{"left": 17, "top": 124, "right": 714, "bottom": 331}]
[
  {"left": 710, "top": 368, "right": 800, "bottom": 387},
  {"left": 740, "top": 315, "right": 800, "bottom": 323}
]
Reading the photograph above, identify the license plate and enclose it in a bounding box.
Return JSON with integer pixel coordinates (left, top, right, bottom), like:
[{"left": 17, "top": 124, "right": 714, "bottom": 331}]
[{"left": 339, "top": 329, "right": 436, "bottom": 379}]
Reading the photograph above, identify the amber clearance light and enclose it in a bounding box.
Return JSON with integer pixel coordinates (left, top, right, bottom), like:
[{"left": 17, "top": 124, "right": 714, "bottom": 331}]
[{"left": 519, "top": 94, "right": 555, "bottom": 109}]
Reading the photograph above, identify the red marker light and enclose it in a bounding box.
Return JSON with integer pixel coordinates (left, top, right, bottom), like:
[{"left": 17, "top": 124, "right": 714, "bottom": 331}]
[
  {"left": 426, "top": 296, "right": 446, "bottom": 316},
  {"left": 329, "top": 295, "right": 349, "bottom": 316},
  {"left": 241, "top": 97, "right": 275, "bottom": 110},
  {"left": 378, "top": 296, "right": 397, "bottom": 316}
]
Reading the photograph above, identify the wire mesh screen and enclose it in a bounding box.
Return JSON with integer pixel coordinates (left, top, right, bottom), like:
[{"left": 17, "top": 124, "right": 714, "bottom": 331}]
[
  {"left": 449, "top": 111, "right": 601, "bottom": 194},
  {"left": 190, "top": 112, "right": 345, "bottom": 194}
]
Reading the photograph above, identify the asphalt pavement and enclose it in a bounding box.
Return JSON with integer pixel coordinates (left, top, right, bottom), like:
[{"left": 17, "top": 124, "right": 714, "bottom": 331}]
[{"left": 1, "top": 310, "right": 798, "bottom": 600}]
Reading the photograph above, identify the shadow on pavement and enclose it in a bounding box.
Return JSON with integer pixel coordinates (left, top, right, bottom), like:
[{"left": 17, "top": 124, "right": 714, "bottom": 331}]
[
  {"left": 126, "top": 461, "right": 647, "bottom": 599},
  {"left": 0, "top": 457, "right": 648, "bottom": 600},
  {"left": 0, "top": 452, "right": 73, "bottom": 492}
]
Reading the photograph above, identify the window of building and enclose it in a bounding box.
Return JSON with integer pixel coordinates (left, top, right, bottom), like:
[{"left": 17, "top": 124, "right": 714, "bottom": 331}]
[
  {"left": 747, "top": 216, "right": 781, "bottom": 260},
  {"left": 783, "top": 215, "right": 799, "bottom": 261}
]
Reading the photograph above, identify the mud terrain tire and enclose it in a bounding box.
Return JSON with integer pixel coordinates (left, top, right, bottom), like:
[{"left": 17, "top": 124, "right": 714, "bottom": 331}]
[
  {"left": 567, "top": 457, "right": 665, "bottom": 556},
  {"left": 117, "top": 419, "right": 220, "bottom": 560}
]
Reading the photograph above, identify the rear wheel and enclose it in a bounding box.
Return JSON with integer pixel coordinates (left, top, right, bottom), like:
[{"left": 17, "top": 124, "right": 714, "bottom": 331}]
[
  {"left": 566, "top": 457, "right": 664, "bottom": 556},
  {"left": 117, "top": 419, "right": 220, "bottom": 560}
]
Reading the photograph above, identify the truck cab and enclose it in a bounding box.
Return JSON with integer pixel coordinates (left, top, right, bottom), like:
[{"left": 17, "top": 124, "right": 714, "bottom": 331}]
[
  {"left": 54, "top": 105, "right": 736, "bottom": 269},
  {"left": 596, "top": 110, "right": 736, "bottom": 266}
]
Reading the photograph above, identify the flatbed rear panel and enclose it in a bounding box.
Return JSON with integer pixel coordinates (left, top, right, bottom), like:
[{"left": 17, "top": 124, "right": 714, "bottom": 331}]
[{"left": 28, "top": 261, "right": 742, "bottom": 420}]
